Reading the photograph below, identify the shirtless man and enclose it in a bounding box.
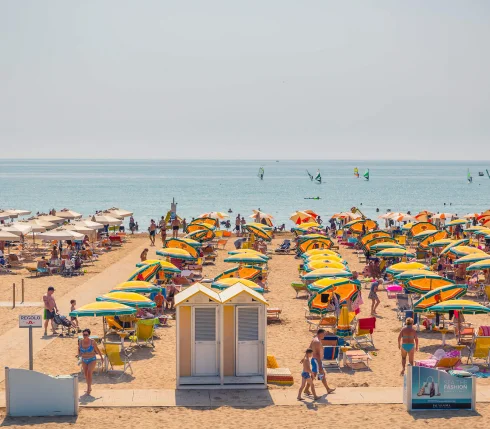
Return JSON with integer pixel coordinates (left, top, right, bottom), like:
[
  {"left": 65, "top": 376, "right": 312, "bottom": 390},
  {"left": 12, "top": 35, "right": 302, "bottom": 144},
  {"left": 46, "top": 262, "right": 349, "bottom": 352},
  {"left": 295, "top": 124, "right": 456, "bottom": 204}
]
[
  {"left": 304, "top": 329, "right": 336, "bottom": 396},
  {"left": 149, "top": 219, "right": 157, "bottom": 246}
]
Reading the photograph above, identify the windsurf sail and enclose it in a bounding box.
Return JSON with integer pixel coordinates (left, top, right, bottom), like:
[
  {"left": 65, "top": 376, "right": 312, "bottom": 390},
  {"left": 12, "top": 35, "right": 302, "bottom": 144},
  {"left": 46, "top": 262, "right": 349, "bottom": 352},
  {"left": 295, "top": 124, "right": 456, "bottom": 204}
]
[
  {"left": 487, "top": 169, "right": 490, "bottom": 179},
  {"left": 314, "top": 170, "right": 322, "bottom": 184},
  {"left": 258, "top": 167, "right": 264, "bottom": 180},
  {"left": 306, "top": 170, "right": 313, "bottom": 181},
  {"left": 467, "top": 169, "right": 473, "bottom": 183},
  {"left": 364, "top": 169, "right": 370, "bottom": 181},
  {"left": 354, "top": 167, "right": 359, "bottom": 178}
]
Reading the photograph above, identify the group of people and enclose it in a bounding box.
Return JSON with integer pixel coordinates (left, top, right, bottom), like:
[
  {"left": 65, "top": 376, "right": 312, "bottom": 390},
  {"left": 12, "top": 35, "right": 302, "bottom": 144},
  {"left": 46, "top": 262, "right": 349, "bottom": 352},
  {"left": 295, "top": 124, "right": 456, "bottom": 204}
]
[{"left": 148, "top": 216, "right": 185, "bottom": 246}]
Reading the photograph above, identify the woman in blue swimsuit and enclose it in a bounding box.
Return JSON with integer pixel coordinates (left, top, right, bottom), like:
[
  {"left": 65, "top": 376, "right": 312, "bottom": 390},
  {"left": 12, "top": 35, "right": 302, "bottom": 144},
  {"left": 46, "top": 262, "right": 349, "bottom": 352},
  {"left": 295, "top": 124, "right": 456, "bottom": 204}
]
[
  {"left": 78, "top": 328, "right": 103, "bottom": 395},
  {"left": 398, "top": 318, "right": 419, "bottom": 376}
]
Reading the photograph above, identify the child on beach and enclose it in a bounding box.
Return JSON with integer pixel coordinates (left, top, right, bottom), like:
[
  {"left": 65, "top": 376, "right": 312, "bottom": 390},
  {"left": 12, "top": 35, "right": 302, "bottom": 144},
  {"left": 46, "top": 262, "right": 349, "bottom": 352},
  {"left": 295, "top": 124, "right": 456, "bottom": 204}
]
[
  {"left": 70, "top": 299, "right": 79, "bottom": 331},
  {"left": 297, "top": 349, "right": 320, "bottom": 401}
]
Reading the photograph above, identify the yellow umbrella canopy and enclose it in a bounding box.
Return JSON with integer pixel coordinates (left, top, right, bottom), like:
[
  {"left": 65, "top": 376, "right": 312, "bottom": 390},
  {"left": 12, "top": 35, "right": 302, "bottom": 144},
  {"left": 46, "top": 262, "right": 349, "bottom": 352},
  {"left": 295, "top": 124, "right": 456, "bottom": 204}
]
[
  {"left": 302, "top": 268, "right": 351, "bottom": 280},
  {"left": 404, "top": 275, "right": 454, "bottom": 294},
  {"left": 305, "top": 261, "right": 346, "bottom": 271},
  {"left": 298, "top": 237, "right": 333, "bottom": 253},
  {"left": 359, "top": 230, "right": 391, "bottom": 246},
  {"left": 395, "top": 269, "right": 436, "bottom": 282},
  {"left": 111, "top": 281, "right": 161, "bottom": 294},
  {"left": 345, "top": 219, "right": 378, "bottom": 234},
  {"left": 363, "top": 237, "right": 397, "bottom": 252},
  {"left": 247, "top": 222, "right": 273, "bottom": 231},
  {"left": 293, "top": 221, "right": 321, "bottom": 230},
  {"left": 186, "top": 222, "right": 216, "bottom": 233},
  {"left": 413, "top": 284, "right": 468, "bottom": 312},
  {"left": 156, "top": 247, "right": 196, "bottom": 260},
  {"left": 96, "top": 292, "right": 156, "bottom": 308},
  {"left": 228, "top": 249, "right": 269, "bottom": 259},
  {"left": 302, "top": 248, "right": 340, "bottom": 258},
  {"left": 446, "top": 245, "right": 485, "bottom": 259},
  {"left": 308, "top": 278, "right": 361, "bottom": 294},
  {"left": 69, "top": 301, "right": 136, "bottom": 317},
  {"left": 189, "top": 218, "right": 218, "bottom": 228},
  {"left": 428, "top": 238, "right": 455, "bottom": 248},
  {"left": 211, "top": 278, "right": 264, "bottom": 292},
  {"left": 304, "top": 254, "right": 345, "bottom": 263},
  {"left": 164, "top": 238, "right": 199, "bottom": 258},
  {"left": 440, "top": 239, "right": 470, "bottom": 255},
  {"left": 214, "top": 265, "right": 264, "bottom": 281},
  {"left": 386, "top": 262, "right": 428, "bottom": 275},
  {"left": 453, "top": 254, "right": 490, "bottom": 265},
  {"left": 244, "top": 224, "right": 272, "bottom": 242}
]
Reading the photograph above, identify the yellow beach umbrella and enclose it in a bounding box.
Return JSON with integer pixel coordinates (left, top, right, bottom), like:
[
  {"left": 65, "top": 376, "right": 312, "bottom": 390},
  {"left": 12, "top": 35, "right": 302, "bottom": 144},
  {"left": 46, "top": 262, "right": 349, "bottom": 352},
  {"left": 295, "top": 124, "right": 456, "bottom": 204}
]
[
  {"left": 302, "top": 268, "right": 351, "bottom": 280},
  {"left": 418, "top": 230, "right": 448, "bottom": 249},
  {"left": 302, "top": 249, "right": 340, "bottom": 258},
  {"left": 445, "top": 219, "right": 468, "bottom": 227},
  {"left": 298, "top": 237, "right": 333, "bottom": 253},
  {"left": 156, "top": 247, "right": 196, "bottom": 260},
  {"left": 304, "top": 254, "right": 345, "bottom": 263},
  {"left": 111, "top": 281, "right": 161, "bottom": 294},
  {"left": 404, "top": 275, "right": 454, "bottom": 294},
  {"left": 96, "top": 292, "right": 156, "bottom": 308},
  {"left": 211, "top": 278, "right": 264, "bottom": 292},
  {"left": 164, "top": 238, "right": 199, "bottom": 258},
  {"left": 413, "top": 284, "right": 468, "bottom": 312},
  {"left": 386, "top": 262, "right": 428, "bottom": 275},
  {"left": 446, "top": 246, "right": 485, "bottom": 259},
  {"left": 69, "top": 301, "right": 136, "bottom": 317},
  {"left": 360, "top": 231, "right": 391, "bottom": 246},
  {"left": 244, "top": 224, "right": 272, "bottom": 242},
  {"left": 305, "top": 261, "right": 346, "bottom": 271}
]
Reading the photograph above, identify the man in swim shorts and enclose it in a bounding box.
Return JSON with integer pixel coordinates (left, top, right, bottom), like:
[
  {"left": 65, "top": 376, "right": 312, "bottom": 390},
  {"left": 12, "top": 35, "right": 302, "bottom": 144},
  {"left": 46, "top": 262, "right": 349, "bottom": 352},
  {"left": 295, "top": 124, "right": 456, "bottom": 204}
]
[
  {"left": 398, "top": 317, "right": 419, "bottom": 375},
  {"left": 304, "top": 329, "right": 336, "bottom": 396}
]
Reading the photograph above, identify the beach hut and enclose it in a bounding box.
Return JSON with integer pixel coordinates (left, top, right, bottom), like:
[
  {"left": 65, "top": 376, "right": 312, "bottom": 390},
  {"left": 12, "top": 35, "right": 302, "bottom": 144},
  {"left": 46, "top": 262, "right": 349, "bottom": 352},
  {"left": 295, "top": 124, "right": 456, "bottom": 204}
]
[{"left": 175, "top": 283, "right": 268, "bottom": 389}]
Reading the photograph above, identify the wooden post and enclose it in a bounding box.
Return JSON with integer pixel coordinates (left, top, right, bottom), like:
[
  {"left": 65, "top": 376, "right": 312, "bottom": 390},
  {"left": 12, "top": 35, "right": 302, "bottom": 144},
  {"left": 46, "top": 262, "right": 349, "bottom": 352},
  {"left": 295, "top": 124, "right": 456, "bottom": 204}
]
[
  {"left": 21, "top": 279, "right": 25, "bottom": 303},
  {"left": 12, "top": 283, "right": 16, "bottom": 309}
]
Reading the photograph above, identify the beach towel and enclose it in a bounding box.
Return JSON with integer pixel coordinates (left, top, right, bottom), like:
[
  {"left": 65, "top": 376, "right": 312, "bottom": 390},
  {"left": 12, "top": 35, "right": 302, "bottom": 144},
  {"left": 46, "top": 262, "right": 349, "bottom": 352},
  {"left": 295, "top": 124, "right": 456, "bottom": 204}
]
[
  {"left": 359, "top": 317, "right": 376, "bottom": 333},
  {"left": 479, "top": 326, "right": 490, "bottom": 336}
]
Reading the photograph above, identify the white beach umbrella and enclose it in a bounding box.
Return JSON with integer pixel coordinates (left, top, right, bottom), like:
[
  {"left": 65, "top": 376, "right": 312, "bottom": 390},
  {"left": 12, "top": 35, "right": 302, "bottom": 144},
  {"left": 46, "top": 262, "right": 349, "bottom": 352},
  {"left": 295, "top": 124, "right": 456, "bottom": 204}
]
[
  {"left": 0, "top": 224, "right": 33, "bottom": 235},
  {"left": 37, "top": 229, "right": 85, "bottom": 241},
  {"left": 73, "top": 220, "right": 105, "bottom": 230},
  {"left": 12, "top": 222, "right": 46, "bottom": 233},
  {"left": 0, "top": 209, "right": 31, "bottom": 219},
  {"left": 0, "top": 230, "right": 21, "bottom": 241},
  {"left": 105, "top": 208, "right": 133, "bottom": 218},
  {"left": 37, "top": 215, "right": 65, "bottom": 224},
  {"left": 432, "top": 213, "right": 455, "bottom": 220},
  {"left": 91, "top": 215, "right": 122, "bottom": 226},
  {"left": 56, "top": 210, "right": 83, "bottom": 220},
  {"left": 0, "top": 212, "right": 10, "bottom": 221},
  {"left": 23, "top": 219, "right": 56, "bottom": 231}
]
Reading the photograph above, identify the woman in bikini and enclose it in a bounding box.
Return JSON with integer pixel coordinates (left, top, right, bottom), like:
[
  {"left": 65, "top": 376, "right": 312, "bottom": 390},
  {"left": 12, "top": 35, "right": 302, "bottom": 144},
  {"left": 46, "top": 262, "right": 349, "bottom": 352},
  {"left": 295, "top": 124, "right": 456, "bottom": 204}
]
[
  {"left": 398, "top": 317, "right": 419, "bottom": 376},
  {"left": 78, "top": 328, "right": 103, "bottom": 395}
]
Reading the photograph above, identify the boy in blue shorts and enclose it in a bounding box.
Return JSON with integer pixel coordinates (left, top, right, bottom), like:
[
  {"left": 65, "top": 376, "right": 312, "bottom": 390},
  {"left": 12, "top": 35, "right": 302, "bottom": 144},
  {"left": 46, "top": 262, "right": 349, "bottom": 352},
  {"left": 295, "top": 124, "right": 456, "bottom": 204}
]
[{"left": 297, "top": 348, "right": 319, "bottom": 401}]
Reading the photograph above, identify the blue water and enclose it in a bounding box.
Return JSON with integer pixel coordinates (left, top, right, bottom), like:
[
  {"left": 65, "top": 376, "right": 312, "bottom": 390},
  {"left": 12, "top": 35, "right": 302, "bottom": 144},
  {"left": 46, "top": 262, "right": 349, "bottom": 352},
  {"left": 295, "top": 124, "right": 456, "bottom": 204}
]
[{"left": 0, "top": 159, "right": 489, "bottom": 228}]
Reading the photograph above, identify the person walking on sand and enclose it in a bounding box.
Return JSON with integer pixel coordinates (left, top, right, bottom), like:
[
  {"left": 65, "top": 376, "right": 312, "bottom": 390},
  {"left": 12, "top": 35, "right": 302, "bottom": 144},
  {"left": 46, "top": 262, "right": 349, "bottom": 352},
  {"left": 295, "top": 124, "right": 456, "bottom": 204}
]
[
  {"left": 43, "top": 286, "right": 58, "bottom": 336},
  {"left": 369, "top": 278, "right": 382, "bottom": 315},
  {"left": 398, "top": 317, "right": 419, "bottom": 375},
  {"left": 171, "top": 217, "right": 181, "bottom": 239},
  {"left": 235, "top": 214, "right": 241, "bottom": 236},
  {"left": 297, "top": 348, "right": 320, "bottom": 401},
  {"left": 149, "top": 219, "right": 157, "bottom": 246},
  {"left": 305, "top": 329, "right": 335, "bottom": 396},
  {"left": 159, "top": 216, "right": 167, "bottom": 245},
  {"left": 78, "top": 328, "right": 103, "bottom": 395}
]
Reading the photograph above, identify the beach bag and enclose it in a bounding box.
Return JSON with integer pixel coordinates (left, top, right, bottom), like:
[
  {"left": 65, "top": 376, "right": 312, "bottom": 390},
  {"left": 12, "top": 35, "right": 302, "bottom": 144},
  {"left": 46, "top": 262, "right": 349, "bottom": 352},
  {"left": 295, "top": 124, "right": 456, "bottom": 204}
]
[{"left": 423, "top": 376, "right": 440, "bottom": 397}]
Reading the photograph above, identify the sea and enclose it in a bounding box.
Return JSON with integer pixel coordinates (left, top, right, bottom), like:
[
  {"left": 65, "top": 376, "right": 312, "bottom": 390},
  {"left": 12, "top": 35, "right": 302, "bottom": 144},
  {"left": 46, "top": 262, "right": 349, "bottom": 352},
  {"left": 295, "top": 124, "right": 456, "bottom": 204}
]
[{"left": 0, "top": 159, "right": 489, "bottom": 229}]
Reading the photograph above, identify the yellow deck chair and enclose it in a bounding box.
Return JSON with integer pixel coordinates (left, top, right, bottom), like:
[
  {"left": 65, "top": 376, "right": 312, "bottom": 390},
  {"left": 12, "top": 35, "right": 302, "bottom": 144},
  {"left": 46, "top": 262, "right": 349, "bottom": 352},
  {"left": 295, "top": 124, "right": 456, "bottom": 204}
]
[
  {"left": 469, "top": 337, "right": 490, "bottom": 365},
  {"left": 129, "top": 318, "right": 157, "bottom": 348},
  {"left": 104, "top": 343, "right": 134, "bottom": 378},
  {"left": 106, "top": 316, "right": 124, "bottom": 333},
  {"left": 396, "top": 235, "right": 407, "bottom": 245}
]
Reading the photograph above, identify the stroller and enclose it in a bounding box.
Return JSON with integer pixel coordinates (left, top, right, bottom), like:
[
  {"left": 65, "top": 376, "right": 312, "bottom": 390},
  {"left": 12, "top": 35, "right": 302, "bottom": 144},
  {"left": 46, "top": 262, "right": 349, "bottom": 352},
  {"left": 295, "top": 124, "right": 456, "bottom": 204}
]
[{"left": 53, "top": 313, "right": 76, "bottom": 337}]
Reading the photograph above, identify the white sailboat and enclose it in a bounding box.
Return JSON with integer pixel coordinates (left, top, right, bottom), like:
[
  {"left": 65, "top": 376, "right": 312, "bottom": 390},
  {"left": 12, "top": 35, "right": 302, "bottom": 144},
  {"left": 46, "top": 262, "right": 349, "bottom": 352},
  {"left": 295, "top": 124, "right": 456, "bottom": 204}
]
[{"left": 314, "top": 170, "right": 322, "bottom": 184}]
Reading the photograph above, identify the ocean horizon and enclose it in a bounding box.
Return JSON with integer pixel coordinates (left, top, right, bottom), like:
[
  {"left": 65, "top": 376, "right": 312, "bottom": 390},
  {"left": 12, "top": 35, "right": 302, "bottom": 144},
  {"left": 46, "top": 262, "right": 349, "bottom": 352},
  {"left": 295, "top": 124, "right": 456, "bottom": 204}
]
[{"left": 1, "top": 159, "right": 489, "bottom": 229}]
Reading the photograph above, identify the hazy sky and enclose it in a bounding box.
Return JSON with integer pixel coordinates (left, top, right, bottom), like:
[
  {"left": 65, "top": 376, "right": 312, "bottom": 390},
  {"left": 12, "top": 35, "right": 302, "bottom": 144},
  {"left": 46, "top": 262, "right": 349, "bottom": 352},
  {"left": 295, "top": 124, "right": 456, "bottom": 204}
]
[{"left": 1, "top": 1, "right": 490, "bottom": 159}]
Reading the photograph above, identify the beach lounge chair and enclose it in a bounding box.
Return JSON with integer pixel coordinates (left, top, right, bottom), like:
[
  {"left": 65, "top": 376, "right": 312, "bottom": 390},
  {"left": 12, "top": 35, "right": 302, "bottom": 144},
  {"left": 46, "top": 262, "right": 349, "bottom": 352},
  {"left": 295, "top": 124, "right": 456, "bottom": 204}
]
[
  {"left": 275, "top": 240, "right": 291, "bottom": 254},
  {"left": 395, "top": 294, "right": 411, "bottom": 320},
  {"left": 353, "top": 317, "right": 376, "bottom": 349},
  {"left": 468, "top": 330, "right": 490, "bottom": 365},
  {"left": 321, "top": 336, "right": 341, "bottom": 370},
  {"left": 106, "top": 316, "right": 134, "bottom": 336},
  {"left": 291, "top": 282, "right": 308, "bottom": 298},
  {"left": 104, "top": 343, "right": 134, "bottom": 378},
  {"left": 345, "top": 349, "right": 372, "bottom": 370},
  {"left": 307, "top": 315, "right": 337, "bottom": 333},
  {"left": 455, "top": 323, "right": 475, "bottom": 345},
  {"left": 109, "top": 236, "right": 123, "bottom": 246},
  {"left": 129, "top": 318, "right": 157, "bottom": 348},
  {"left": 7, "top": 254, "right": 25, "bottom": 267},
  {"left": 217, "top": 239, "right": 228, "bottom": 250},
  {"left": 267, "top": 308, "right": 282, "bottom": 322},
  {"left": 416, "top": 350, "right": 461, "bottom": 369}
]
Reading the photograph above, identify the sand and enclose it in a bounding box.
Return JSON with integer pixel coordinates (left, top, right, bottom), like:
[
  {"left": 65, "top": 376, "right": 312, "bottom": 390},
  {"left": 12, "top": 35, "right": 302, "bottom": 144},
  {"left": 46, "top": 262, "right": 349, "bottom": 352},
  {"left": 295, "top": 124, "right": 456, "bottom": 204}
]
[
  {"left": 2, "top": 232, "right": 490, "bottom": 425},
  {"left": 0, "top": 405, "right": 488, "bottom": 429}
]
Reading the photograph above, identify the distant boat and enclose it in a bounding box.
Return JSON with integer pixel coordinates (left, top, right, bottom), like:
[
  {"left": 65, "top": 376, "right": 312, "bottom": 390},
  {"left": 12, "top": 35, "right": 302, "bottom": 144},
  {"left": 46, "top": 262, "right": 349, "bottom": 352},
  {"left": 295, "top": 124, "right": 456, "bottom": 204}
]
[
  {"left": 258, "top": 167, "right": 264, "bottom": 180},
  {"left": 468, "top": 169, "right": 473, "bottom": 183},
  {"left": 364, "top": 169, "right": 370, "bottom": 181},
  {"left": 354, "top": 167, "right": 359, "bottom": 178},
  {"left": 314, "top": 170, "right": 322, "bottom": 184},
  {"left": 479, "top": 171, "right": 484, "bottom": 176},
  {"left": 306, "top": 170, "right": 314, "bottom": 181}
]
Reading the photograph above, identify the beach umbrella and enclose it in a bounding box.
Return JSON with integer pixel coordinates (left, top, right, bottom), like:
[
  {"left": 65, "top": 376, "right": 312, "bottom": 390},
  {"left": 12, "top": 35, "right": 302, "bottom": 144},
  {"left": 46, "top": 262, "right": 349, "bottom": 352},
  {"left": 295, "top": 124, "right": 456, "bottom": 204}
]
[
  {"left": 0, "top": 230, "right": 21, "bottom": 241},
  {"left": 336, "top": 306, "right": 353, "bottom": 337},
  {"left": 91, "top": 215, "right": 122, "bottom": 226},
  {"left": 473, "top": 229, "right": 490, "bottom": 237},
  {"left": 376, "top": 248, "right": 415, "bottom": 258},
  {"left": 370, "top": 243, "right": 406, "bottom": 251},
  {"left": 302, "top": 268, "right": 351, "bottom": 281},
  {"left": 408, "top": 222, "right": 438, "bottom": 238},
  {"left": 292, "top": 221, "right": 321, "bottom": 231},
  {"left": 428, "top": 238, "right": 455, "bottom": 248},
  {"left": 0, "top": 212, "right": 10, "bottom": 221},
  {"left": 23, "top": 219, "right": 56, "bottom": 230},
  {"left": 363, "top": 237, "right": 398, "bottom": 252},
  {"left": 135, "top": 260, "right": 181, "bottom": 274},
  {"left": 36, "top": 214, "right": 64, "bottom": 224},
  {"left": 298, "top": 234, "right": 333, "bottom": 253},
  {"left": 165, "top": 238, "right": 200, "bottom": 257},
  {"left": 332, "top": 212, "right": 361, "bottom": 220},
  {"left": 413, "top": 284, "right": 468, "bottom": 312},
  {"left": 307, "top": 283, "right": 359, "bottom": 314},
  {"left": 404, "top": 274, "right": 454, "bottom": 294},
  {"left": 429, "top": 300, "right": 490, "bottom": 315},
  {"left": 418, "top": 230, "right": 449, "bottom": 249},
  {"left": 440, "top": 239, "right": 470, "bottom": 255},
  {"left": 72, "top": 220, "right": 105, "bottom": 230},
  {"left": 465, "top": 225, "right": 486, "bottom": 232},
  {"left": 290, "top": 211, "right": 315, "bottom": 225},
  {"left": 395, "top": 269, "right": 434, "bottom": 282},
  {"left": 211, "top": 278, "right": 264, "bottom": 293},
  {"left": 307, "top": 278, "right": 361, "bottom": 295},
  {"left": 412, "top": 230, "right": 439, "bottom": 241},
  {"left": 304, "top": 261, "right": 346, "bottom": 271},
  {"left": 107, "top": 208, "right": 133, "bottom": 218},
  {"left": 186, "top": 229, "right": 216, "bottom": 242},
  {"left": 213, "top": 265, "right": 264, "bottom": 281},
  {"left": 1, "top": 224, "right": 32, "bottom": 235},
  {"left": 37, "top": 229, "right": 85, "bottom": 241},
  {"left": 69, "top": 301, "right": 136, "bottom": 317},
  {"left": 249, "top": 210, "right": 274, "bottom": 226},
  {"left": 127, "top": 264, "right": 160, "bottom": 281},
  {"left": 111, "top": 281, "right": 161, "bottom": 294},
  {"left": 446, "top": 246, "right": 485, "bottom": 259},
  {"left": 414, "top": 211, "right": 433, "bottom": 222},
  {"left": 454, "top": 254, "right": 490, "bottom": 265},
  {"left": 344, "top": 219, "right": 378, "bottom": 234},
  {"left": 303, "top": 254, "right": 345, "bottom": 263},
  {"left": 386, "top": 262, "right": 428, "bottom": 276},
  {"left": 463, "top": 213, "right": 480, "bottom": 219},
  {"left": 307, "top": 291, "right": 337, "bottom": 315},
  {"left": 466, "top": 260, "right": 490, "bottom": 271},
  {"left": 96, "top": 292, "right": 156, "bottom": 308},
  {"left": 224, "top": 254, "right": 268, "bottom": 265},
  {"left": 359, "top": 230, "right": 391, "bottom": 246},
  {"left": 228, "top": 249, "right": 269, "bottom": 260},
  {"left": 244, "top": 224, "right": 272, "bottom": 242},
  {"left": 432, "top": 213, "right": 455, "bottom": 220},
  {"left": 302, "top": 249, "right": 340, "bottom": 259},
  {"left": 401, "top": 223, "right": 414, "bottom": 231},
  {"left": 445, "top": 219, "right": 468, "bottom": 227},
  {"left": 186, "top": 221, "right": 216, "bottom": 235},
  {"left": 200, "top": 212, "right": 229, "bottom": 220},
  {"left": 156, "top": 247, "right": 196, "bottom": 261},
  {"left": 56, "top": 210, "right": 83, "bottom": 220},
  {"left": 0, "top": 209, "right": 31, "bottom": 219},
  {"left": 247, "top": 222, "right": 273, "bottom": 231}
]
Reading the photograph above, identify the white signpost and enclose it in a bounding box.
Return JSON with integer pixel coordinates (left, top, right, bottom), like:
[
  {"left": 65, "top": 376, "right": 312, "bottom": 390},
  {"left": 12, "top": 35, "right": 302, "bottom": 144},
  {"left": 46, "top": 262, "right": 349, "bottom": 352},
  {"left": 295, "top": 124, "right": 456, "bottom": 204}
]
[{"left": 19, "top": 315, "right": 42, "bottom": 370}]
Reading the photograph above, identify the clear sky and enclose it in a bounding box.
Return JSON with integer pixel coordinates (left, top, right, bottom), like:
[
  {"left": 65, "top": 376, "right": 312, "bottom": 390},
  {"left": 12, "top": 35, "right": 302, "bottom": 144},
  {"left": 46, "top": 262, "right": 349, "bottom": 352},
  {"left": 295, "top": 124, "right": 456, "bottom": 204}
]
[{"left": 1, "top": 1, "right": 489, "bottom": 159}]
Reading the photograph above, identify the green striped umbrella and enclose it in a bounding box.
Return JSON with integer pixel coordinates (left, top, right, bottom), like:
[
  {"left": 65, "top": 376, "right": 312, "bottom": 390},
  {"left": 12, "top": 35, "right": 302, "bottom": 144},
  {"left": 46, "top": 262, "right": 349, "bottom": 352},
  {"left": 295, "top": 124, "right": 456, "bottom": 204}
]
[
  {"left": 413, "top": 284, "right": 467, "bottom": 312},
  {"left": 454, "top": 254, "right": 490, "bottom": 265},
  {"left": 69, "top": 302, "right": 136, "bottom": 317},
  {"left": 224, "top": 254, "right": 268, "bottom": 264},
  {"left": 302, "top": 268, "right": 351, "bottom": 281},
  {"left": 466, "top": 260, "right": 490, "bottom": 271},
  {"left": 96, "top": 292, "right": 156, "bottom": 308},
  {"left": 429, "top": 299, "right": 490, "bottom": 314},
  {"left": 412, "top": 230, "right": 439, "bottom": 241},
  {"left": 376, "top": 248, "right": 415, "bottom": 258},
  {"left": 370, "top": 243, "right": 406, "bottom": 251},
  {"left": 440, "top": 239, "right": 470, "bottom": 255},
  {"left": 394, "top": 269, "right": 434, "bottom": 282},
  {"left": 428, "top": 239, "right": 455, "bottom": 248}
]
